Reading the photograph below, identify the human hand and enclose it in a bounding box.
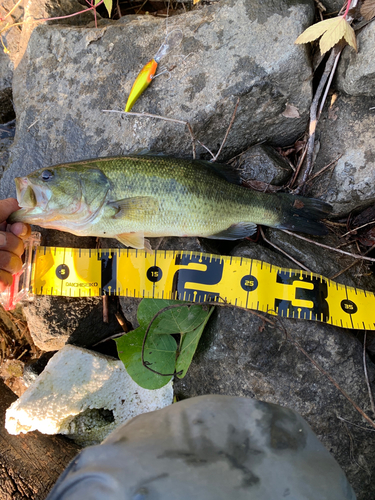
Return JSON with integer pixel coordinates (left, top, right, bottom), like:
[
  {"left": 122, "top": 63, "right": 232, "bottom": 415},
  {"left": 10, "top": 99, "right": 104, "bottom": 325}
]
[{"left": 0, "top": 198, "right": 31, "bottom": 293}]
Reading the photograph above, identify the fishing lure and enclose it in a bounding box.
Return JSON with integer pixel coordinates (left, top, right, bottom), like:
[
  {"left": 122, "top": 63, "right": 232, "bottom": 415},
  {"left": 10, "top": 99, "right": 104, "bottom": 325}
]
[{"left": 125, "top": 30, "right": 183, "bottom": 112}]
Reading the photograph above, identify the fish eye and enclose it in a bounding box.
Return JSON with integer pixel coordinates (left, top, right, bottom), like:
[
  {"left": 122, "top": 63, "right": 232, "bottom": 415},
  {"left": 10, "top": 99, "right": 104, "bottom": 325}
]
[{"left": 41, "top": 170, "right": 54, "bottom": 181}]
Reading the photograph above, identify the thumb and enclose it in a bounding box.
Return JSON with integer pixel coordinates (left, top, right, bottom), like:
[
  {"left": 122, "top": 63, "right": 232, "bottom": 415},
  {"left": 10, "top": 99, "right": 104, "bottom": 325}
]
[{"left": 0, "top": 198, "right": 20, "bottom": 224}]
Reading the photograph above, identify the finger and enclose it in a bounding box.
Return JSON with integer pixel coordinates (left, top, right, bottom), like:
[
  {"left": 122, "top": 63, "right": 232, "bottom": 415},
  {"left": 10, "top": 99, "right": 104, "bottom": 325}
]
[
  {"left": 9, "top": 222, "right": 31, "bottom": 239},
  {"left": 0, "top": 251, "right": 23, "bottom": 275},
  {"left": 0, "top": 231, "right": 25, "bottom": 257},
  {"left": 0, "top": 270, "right": 13, "bottom": 292},
  {"left": 0, "top": 198, "right": 20, "bottom": 224}
]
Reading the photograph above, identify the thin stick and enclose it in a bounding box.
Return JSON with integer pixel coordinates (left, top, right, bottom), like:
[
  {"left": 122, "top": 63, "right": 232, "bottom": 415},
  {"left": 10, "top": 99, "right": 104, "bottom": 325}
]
[
  {"left": 288, "top": 142, "right": 307, "bottom": 188},
  {"left": 259, "top": 227, "right": 312, "bottom": 272},
  {"left": 330, "top": 244, "right": 375, "bottom": 280},
  {"left": 337, "top": 415, "right": 375, "bottom": 432},
  {"left": 363, "top": 331, "right": 375, "bottom": 415},
  {"left": 115, "top": 311, "right": 129, "bottom": 333},
  {"left": 304, "top": 154, "right": 342, "bottom": 185},
  {"left": 211, "top": 97, "right": 240, "bottom": 162},
  {"left": 93, "top": 332, "right": 125, "bottom": 345},
  {"left": 0, "top": 0, "right": 23, "bottom": 22},
  {"left": 197, "top": 140, "right": 215, "bottom": 159},
  {"left": 294, "top": 47, "right": 340, "bottom": 193},
  {"left": 102, "top": 109, "right": 197, "bottom": 159},
  {"left": 103, "top": 295, "right": 109, "bottom": 323},
  {"left": 281, "top": 229, "right": 375, "bottom": 263},
  {"left": 318, "top": 49, "right": 342, "bottom": 119},
  {"left": 341, "top": 221, "right": 375, "bottom": 238}
]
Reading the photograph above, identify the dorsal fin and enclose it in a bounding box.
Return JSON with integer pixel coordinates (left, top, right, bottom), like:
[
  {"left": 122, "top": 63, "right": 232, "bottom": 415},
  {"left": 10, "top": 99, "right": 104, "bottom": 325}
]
[
  {"left": 128, "top": 152, "right": 242, "bottom": 186},
  {"left": 192, "top": 159, "right": 242, "bottom": 185}
]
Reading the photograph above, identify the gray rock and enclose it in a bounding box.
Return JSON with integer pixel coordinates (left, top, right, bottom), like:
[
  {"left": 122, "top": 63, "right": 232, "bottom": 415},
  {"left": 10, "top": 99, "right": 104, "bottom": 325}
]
[
  {"left": 336, "top": 21, "right": 375, "bottom": 97},
  {"left": 173, "top": 241, "right": 375, "bottom": 500},
  {"left": 0, "top": 120, "right": 15, "bottom": 175},
  {"left": 229, "top": 143, "right": 293, "bottom": 186},
  {"left": 23, "top": 295, "right": 121, "bottom": 351},
  {"left": 0, "top": 52, "right": 14, "bottom": 124},
  {"left": 318, "top": 0, "right": 344, "bottom": 13},
  {"left": 0, "top": 0, "right": 314, "bottom": 199},
  {"left": 308, "top": 94, "right": 375, "bottom": 217}
]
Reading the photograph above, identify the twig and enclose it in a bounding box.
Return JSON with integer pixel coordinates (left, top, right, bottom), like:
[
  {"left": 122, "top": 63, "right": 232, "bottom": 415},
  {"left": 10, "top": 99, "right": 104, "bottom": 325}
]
[
  {"left": 277, "top": 318, "right": 375, "bottom": 430},
  {"left": 293, "top": 46, "right": 342, "bottom": 193},
  {"left": 337, "top": 415, "right": 375, "bottom": 432},
  {"left": 16, "top": 349, "right": 28, "bottom": 360},
  {"left": 103, "top": 295, "right": 109, "bottom": 323},
  {"left": 342, "top": 221, "right": 375, "bottom": 238},
  {"left": 318, "top": 49, "right": 342, "bottom": 119},
  {"left": 259, "top": 227, "right": 312, "bottom": 272},
  {"left": 92, "top": 332, "right": 125, "bottom": 346},
  {"left": 304, "top": 154, "right": 342, "bottom": 185},
  {"left": 115, "top": 311, "right": 129, "bottom": 333},
  {"left": 27, "top": 119, "right": 39, "bottom": 131},
  {"left": 210, "top": 97, "right": 240, "bottom": 162},
  {"left": 288, "top": 141, "right": 307, "bottom": 188},
  {"left": 281, "top": 229, "right": 375, "bottom": 263},
  {"left": 136, "top": 0, "right": 148, "bottom": 14},
  {"left": 197, "top": 140, "right": 215, "bottom": 159},
  {"left": 363, "top": 331, "right": 375, "bottom": 415},
  {"left": 102, "top": 109, "right": 197, "bottom": 159},
  {"left": 330, "top": 244, "right": 375, "bottom": 280},
  {"left": 0, "top": 0, "right": 23, "bottom": 22}
]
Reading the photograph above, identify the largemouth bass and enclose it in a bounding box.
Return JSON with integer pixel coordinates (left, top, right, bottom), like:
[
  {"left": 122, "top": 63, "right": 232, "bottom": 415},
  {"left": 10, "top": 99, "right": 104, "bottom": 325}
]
[{"left": 10, "top": 155, "right": 331, "bottom": 250}]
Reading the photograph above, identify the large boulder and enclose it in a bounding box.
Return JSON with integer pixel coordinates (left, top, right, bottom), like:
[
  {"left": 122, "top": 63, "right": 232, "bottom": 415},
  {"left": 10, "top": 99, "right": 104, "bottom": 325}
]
[
  {"left": 336, "top": 20, "right": 375, "bottom": 97},
  {"left": 308, "top": 94, "right": 375, "bottom": 217},
  {"left": 0, "top": 0, "right": 315, "bottom": 199}
]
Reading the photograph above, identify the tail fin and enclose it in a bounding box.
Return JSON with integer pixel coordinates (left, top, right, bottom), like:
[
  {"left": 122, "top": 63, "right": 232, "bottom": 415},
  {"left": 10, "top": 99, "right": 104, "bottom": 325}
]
[{"left": 275, "top": 193, "right": 332, "bottom": 235}]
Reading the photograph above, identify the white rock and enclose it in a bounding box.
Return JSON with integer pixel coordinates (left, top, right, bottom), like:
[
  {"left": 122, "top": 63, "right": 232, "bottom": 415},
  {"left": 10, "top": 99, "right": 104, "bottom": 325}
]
[{"left": 5, "top": 345, "right": 173, "bottom": 445}]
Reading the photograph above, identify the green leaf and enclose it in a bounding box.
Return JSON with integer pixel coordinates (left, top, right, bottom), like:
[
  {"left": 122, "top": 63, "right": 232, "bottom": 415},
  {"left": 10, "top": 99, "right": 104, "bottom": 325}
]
[
  {"left": 115, "top": 326, "right": 176, "bottom": 389},
  {"left": 95, "top": 0, "right": 112, "bottom": 17},
  {"left": 137, "top": 298, "right": 180, "bottom": 327},
  {"left": 176, "top": 307, "right": 215, "bottom": 378},
  {"left": 151, "top": 305, "right": 210, "bottom": 335},
  {"left": 116, "top": 299, "right": 215, "bottom": 389}
]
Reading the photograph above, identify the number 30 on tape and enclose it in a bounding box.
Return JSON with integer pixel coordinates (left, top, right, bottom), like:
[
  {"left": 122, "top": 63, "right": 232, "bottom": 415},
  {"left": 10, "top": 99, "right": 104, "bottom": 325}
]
[{"left": 28, "top": 247, "right": 375, "bottom": 331}]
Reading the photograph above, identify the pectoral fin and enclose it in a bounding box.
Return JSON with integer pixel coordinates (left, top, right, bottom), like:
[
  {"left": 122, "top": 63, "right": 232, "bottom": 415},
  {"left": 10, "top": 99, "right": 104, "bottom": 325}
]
[
  {"left": 207, "top": 222, "right": 257, "bottom": 240},
  {"left": 116, "top": 232, "right": 153, "bottom": 254},
  {"left": 108, "top": 196, "right": 159, "bottom": 220}
]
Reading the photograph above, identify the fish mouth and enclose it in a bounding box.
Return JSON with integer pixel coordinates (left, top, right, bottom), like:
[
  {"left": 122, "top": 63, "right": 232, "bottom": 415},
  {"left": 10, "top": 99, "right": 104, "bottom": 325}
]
[{"left": 15, "top": 177, "right": 51, "bottom": 211}]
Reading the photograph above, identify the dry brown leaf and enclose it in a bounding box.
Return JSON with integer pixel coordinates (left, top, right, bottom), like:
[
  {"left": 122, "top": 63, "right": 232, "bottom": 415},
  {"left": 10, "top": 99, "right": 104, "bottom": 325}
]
[
  {"left": 295, "top": 16, "right": 357, "bottom": 55},
  {"left": 343, "top": 22, "right": 357, "bottom": 52},
  {"left": 361, "top": 0, "right": 375, "bottom": 20},
  {"left": 282, "top": 103, "right": 300, "bottom": 118},
  {"left": 319, "top": 17, "right": 347, "bottom": 54},
  {"left": 295, "top": 18, "right": 342, "bottom": 44},
  {"left": 329, "top": 93, "right": 338, "bottom": 108}
]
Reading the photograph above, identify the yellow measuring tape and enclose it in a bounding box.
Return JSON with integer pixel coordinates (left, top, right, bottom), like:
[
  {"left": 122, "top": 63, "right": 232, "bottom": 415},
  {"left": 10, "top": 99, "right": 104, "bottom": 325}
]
[{"left": 30, "top": 246, "right": 375, "bottom": 331}]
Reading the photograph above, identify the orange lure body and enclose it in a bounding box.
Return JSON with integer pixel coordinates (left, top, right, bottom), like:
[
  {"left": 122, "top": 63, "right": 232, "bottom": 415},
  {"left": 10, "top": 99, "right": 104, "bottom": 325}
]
[{"left": 125, "top": 59, "right": 158, "bottom": 112}]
